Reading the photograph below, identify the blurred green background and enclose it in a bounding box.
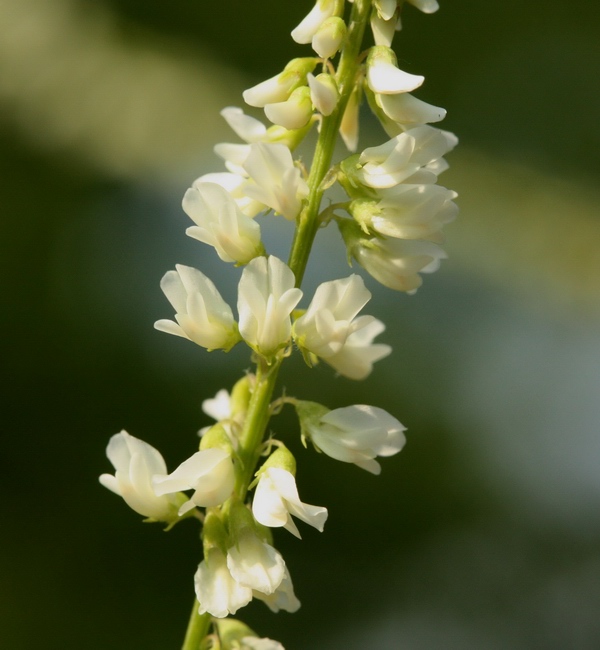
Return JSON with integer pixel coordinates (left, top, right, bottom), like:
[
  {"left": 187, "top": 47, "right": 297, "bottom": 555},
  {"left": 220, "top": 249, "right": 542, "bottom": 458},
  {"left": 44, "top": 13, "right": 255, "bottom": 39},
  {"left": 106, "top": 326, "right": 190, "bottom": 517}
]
[{"left": 2, "top": 0, "right": 600, "bottom": 648}]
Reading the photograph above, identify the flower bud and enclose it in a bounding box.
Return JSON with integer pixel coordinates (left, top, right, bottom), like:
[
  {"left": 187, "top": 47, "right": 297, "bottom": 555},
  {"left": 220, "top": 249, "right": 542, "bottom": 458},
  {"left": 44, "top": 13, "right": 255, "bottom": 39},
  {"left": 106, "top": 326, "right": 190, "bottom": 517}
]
[
  {"left": 264, "top": 86, "right": 313, "bottom": 130},
  {"left": 307, "top": 73, "right": 339, "bottom": 116},
  {"left": 312, "top": 16, "right": 346, "bottom": 59}
]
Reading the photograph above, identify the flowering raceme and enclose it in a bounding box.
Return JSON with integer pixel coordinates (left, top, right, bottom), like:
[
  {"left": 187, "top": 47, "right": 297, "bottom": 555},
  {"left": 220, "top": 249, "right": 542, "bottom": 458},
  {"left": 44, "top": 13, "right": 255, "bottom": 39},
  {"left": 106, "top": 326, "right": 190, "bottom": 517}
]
[{"left": 100, "top": 2, "right": 457, "bottom": 646}]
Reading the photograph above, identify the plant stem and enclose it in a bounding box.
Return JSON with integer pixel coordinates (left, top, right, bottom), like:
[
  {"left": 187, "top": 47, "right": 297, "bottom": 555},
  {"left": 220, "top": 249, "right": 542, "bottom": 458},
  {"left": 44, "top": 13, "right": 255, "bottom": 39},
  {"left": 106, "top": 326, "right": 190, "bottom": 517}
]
[
  {"left": 181, "top": 602, "right": 211, "bottom": 650},
  {"left": 235, "top": 358, "right": 282, "bottom": 501},
  {"left": 287, "top": 0, "right": 372, "bottom": 286}
]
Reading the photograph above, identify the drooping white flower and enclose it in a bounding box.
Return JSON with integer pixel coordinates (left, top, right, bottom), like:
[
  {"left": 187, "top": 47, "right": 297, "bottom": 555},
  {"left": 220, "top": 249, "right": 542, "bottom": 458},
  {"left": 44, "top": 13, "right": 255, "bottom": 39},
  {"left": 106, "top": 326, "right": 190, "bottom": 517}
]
[
  {"left": 297, "top": 402, "right": 406, "bottom": 474},
  {"left": 182, "top": 182, "right": 263, "bottom": 265},
  {"left": 370, "top": 9, "right": 398, "bottom": 47},
  {"left": 351, "top": 184, "right": 458, "bottom": 242},
  {"left": 241, "top": 143, "right": 309, "bottom": 220},
  {"left": 307, "top": 73, "right": 339, "bottom": 116},
  {"left": 243, "top": 58, "right": 318, "bottom": 108},
  {"left": 153, "top": 448, "right": 235, "bottom": 515},
  {"left": 195, "top": 547, "right": 253, "bottom": 618},
  {"left": 407, "top": 0, "right": 439, "bottom": 14},
  {"left": 237, "top": 256, "right": 303, "bottom": 357},
  {"left": 252, "top": 467, "right": 328, "bottom": 538},
  {"left": 154, "top": 264, "right": 239, "bottom": 351},
  {"left": 325, "top": 317, "right": 391, "bottom": 379},
  {"left": 221, "top": 107, "right": 268, "bottom": 143},
  {"left": 291, "top": 0, "right": 343, "bottom": 45},
  {"left": 99, "top": 430, "right": 180, "bottom": 521},
  {"left": 293, "top": 274, "right": 372, "bottom": 359},
  {"left": 352, "top": 236, "right": 447, "bottom": 292},
  {"left": 227, "top": 528, "right": 286, "bottom": 595},
  {"left": 241, "top": 637, "right": 285, "bottom": 650},
  {"left": 312, "top": 16, "right": 346, "bottom": 59},
  {"left": 373, "top": 0, "right": 398, "bottom": 21},
  {"left": 358, "top": 126, "right": 458, "bottom": 189},
  {"left": 253, "top": 566, "right": 301, "bottom": 613},
  {"left": 264, "top": 87, "right": 313, "bottom": 130},
  {"left": 366, "top": 46, "right": 424, "bottom": 95},
  {"left": 376, "top": 92, "right": 446, "bottom": 129}
]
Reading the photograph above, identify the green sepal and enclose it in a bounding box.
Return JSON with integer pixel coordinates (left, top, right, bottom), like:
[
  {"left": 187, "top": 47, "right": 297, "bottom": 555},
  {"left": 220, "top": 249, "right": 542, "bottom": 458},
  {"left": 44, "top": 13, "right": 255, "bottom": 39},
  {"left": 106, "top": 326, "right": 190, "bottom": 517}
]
[
  {"left": 215, "top": 619, "right": 257, "bottom": 650},
  {"left": 255, "top": 444, "right": 297, "bottom": 479},
  {"left": 200, "top": 423, "right": 234, "bottom": 454},
  {"left": 203, "top": 511, "right": 229, "bottom": 555}
]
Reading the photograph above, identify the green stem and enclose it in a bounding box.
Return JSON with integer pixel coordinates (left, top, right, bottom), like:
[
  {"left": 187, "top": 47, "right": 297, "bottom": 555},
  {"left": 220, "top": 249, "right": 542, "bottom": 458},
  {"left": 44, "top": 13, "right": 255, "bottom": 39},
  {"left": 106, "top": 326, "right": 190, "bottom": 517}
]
[
  {"left": 181, "top": 602, "right": 211, "bottom": 650},
  {"left": 235, "top": 358, "right": 282, "bottom": 501},
  {"left": 287, "top": 0, "right": 372, "bottom": 286}
]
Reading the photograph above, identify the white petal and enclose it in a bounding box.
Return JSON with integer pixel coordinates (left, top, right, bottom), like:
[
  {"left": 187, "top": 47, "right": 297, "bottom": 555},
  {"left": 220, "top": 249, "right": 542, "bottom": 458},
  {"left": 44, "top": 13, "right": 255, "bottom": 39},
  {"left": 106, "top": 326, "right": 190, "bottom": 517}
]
[{"left": 367, "top": 62, "right": 424, "bottom": 94}]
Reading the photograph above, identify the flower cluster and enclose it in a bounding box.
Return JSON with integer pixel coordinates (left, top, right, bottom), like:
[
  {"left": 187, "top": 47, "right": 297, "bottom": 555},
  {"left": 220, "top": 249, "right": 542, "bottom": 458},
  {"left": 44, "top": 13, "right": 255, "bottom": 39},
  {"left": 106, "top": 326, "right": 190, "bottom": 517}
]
[{"left": 99, "top": 1, "right": 456, "bottom": 647}]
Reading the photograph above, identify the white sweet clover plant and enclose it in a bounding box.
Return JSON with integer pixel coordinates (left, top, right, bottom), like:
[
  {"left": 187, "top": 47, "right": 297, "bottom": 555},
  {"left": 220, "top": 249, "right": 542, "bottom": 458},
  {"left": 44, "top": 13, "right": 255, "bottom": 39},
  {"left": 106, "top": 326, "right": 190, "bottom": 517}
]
[{"left": 99, "top": 1, "right": 456, "bottom": 647}]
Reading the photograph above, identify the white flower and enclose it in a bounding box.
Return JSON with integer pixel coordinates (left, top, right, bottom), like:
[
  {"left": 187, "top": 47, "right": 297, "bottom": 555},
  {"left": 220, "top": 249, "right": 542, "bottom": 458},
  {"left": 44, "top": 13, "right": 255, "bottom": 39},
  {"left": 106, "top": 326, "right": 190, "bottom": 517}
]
[
  {"left": 353, "top": 184, "right": 458, "bottom": 242},
  {"left": 300, "top": 403, "right": 406, "bottom": 474},
  {"left": 293, "top": 274, "right": 372, "bottom": 358},
  {"left": 307, "top": 73, "right": 339, "bottom": 116},
  {"left": 252, "top": 467, "right": 328, "bottom": 538},
  {"left": 154, "top": 264, "right": 239, "bottom": 351},
  {"left": 99, "top": 431, "right": 179, "bottom": 521},
  {"left": 325, "top": 317, "right": 391, "bottom": 379},
  {"left": 407, "top": 0, "right": 439, "bottom": 14},
  {"left": 243, "top": 59, "right": 317, "bottom": 108},
  {"left": 153, "top": 448, "right": 235, "bottom": 515},
  {"left": 291, "top": 0, "right": 342, "bottom": 45},
  {"left": 195, "top": 547, "right": 252, "bottom": 618},
  {"left": 202, "top": 389, "right": 232, "bottom": 422},
  {"left": 182, "top": 182, "right": 263, "bottom": 265},
  {"left": 221, "top": 107, "right": 268, "bottom": 143},
  {"left": 253, "top": 567, "right": 301, "bottom": 613},
  {"left": 371, "top": 10, "right": 398, "bottom": 47},
  {"left": 312, "top": 16, "right": 346, "bottom": 59},
  {"left": 241, "top": 143, "right": 309, "bottom": 220},
  {"left": 373, "top": 0, "right": 398, "bottom": 21},
  {"left": 241, "top": 637, "right": 285, "bottom": 650},
  {"left": 366, "top": 46, "right": 424, "bottom": 95},
  {"left": 264, "top": 87, "right": 313, "bottom": 130},
  {"left": 353, "top": 236, "right": 447, "bottom": 292},
  {"left": 194, "top": 172, "right": 266, "bottom": 218},
  {"left": 237, "top": 256, "right": 303, "bottom": 357},
  {"left": 227, "top": 528, "right": 286, "bottom": 595},
  {"left": 358, "top": 126, "right": 458, "bottom": 189},
  {"left": 376, "top": 92, "right": 446, "bottom": 129}
]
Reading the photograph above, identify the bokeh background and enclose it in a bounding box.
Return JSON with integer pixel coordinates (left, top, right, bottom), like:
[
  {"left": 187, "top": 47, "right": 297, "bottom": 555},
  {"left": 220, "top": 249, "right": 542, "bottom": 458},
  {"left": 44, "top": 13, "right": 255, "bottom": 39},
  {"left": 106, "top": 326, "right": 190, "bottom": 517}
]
[{"left": 2, "top": 0, "right": 600, "bottom": 648}]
